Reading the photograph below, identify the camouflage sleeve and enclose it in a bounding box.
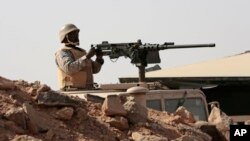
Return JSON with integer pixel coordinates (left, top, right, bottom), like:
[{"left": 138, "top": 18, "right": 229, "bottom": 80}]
[{"left": 55, "top": 50, "right": 88, "bottom": 75}]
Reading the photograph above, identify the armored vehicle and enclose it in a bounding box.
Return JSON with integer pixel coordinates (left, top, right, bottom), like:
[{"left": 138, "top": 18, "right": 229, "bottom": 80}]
[{"left": 63, "top": 84, "right": 210, "bottom": 121}]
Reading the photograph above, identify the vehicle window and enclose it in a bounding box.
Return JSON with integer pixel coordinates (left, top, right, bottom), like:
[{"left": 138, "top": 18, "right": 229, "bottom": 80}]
[
  {"left": 146, "top": 99, "right": 162, "bottom": 111},
  {"left": 165, "top": 98, "right": 207, "bottom": 121}
]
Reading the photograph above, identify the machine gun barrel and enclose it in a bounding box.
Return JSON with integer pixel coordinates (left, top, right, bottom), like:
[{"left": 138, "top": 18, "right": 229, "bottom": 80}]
[
  {"left": 140, "top": 43, "right": 215, "bottom": 50},
  {"left": 160, "top": 43, "right": 215, "bottom": 49}
]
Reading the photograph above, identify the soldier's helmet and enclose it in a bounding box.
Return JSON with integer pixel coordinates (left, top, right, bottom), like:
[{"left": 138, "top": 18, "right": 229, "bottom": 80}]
[{"left": 59, "top": 24, "right": 80, "bottom": 43}]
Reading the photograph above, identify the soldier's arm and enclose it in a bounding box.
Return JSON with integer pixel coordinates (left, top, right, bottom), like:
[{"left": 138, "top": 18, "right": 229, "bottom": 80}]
[{"left": 55, "top": 50, "right": 88, "bottom": 75}]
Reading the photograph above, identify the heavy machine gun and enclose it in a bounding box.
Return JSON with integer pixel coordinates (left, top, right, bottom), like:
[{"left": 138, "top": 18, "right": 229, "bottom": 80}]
[{"left": 91, "top": 39, "right": 215, "bottom": 82}]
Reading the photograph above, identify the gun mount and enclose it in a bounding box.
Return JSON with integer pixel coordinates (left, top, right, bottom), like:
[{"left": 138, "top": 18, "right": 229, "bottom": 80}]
[{"left": 92, "top": 39, "right": 215, "bottom": 82}]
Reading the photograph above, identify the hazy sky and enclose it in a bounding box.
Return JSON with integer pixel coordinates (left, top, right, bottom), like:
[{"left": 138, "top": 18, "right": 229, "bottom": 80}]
[{"left": 1, "top": 0, "right": 249, "bottom": 89}]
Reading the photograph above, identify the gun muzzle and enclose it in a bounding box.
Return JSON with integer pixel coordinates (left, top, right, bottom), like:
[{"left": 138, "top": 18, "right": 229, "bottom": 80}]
[
  {"left": 207, "top": 43, "right": 216, "bottom": 47},
  {"left": 165, "top": 43, "right": 216, "bottom": 49}
]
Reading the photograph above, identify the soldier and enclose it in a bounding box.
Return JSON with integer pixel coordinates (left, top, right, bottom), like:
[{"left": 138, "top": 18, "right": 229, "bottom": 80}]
[{"left": 55, "top": 23, "right": 104, "bottom": 90}]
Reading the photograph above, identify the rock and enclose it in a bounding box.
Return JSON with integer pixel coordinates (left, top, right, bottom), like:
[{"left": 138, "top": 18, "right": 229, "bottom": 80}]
[
  {"left": 85, "top": 94, "right": 105, "bottom": 103},
  {"left": 106, "top": 116, "right": 129, "bottom": 130},
  {"left": 245, "top": 120, "right": 250, "bottom": 125},
  {"left": 26, "top": 119, "right": 39, "bottom": 134},
  {"left": 11, "top": 135, "right": 42, "bottom": 141},
  {"left": 4, "top": 121, "right": 26, "bottom": 134},
  {"left": 55, "top": 107, "right": 74, "bottom": 120},
  {"left": 208, "top": 106, "right": 232, "bottom": 125},
  {"left": 102, "top": 95, "right": 127, "bottom": 116},
  {"left": 175, "top": 106, "right": 196, "bottom": 123},
  {"left": 46, "top": 129, "right": 56, "bottom": 140},
  {"left": 36, "top": 84, "right": 51, "bottom": 94},
  {"left": 123, "top": 96, "right": 148, "bottom": 124},
  {"left": 27, "top": 87, "right": 37, "bottom": 96},
  {"left": 208, "top": 107, "right": 232, "bottom": 141},
  {"left": 0, "top": 77, "right": 15, "bottom": 90},
  {"left": 173, "top": 135, "right": 205, "bottom": 141},
  {"left": 208, "top": 106, "right": 222, "bottom": 124},
  {"left": 23, "top": 102, "right": 49, "bottom": 133},
  {"left": 194, "top": 121, "right": 227, "bottom": 141},
  {"left": 102, "top": 134, "right": 116, "bottom": 141},
  {"left": 36, "top": 91, "right": 80, "bottom": 107},
  {"left": 0, "top": 133, "right": 8, "bottom": 141},
  {"left": 132, "top": 132, "right": 168, "bottom": 141},
  {"left": 4, "top": 107, "right": 27, "bottom": 129},
  {"left": 131, "top": 132, "right": 145, "bottom": 140},
  {"left": 14, "top": 79, "right": 29, "bottom": 86},
  {"left": 177, "top": 124, "right": 212, "bottom": 141},
  {"left": 75, "top": 108, "right": 88, "bottom": 123},
  {"left": 0, "top": 119, "right": 4, "bottom": 128},
  {"left": 168, "top": 115, "right": 184, "bottom": 124},
  {"left": 120, "top": 139, "right": 130, "bottom": 141}
]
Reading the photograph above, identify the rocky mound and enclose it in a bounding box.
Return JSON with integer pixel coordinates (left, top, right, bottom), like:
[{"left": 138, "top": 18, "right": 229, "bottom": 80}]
[{"left": 0, "top": 76, "right": 228, "bottom": 141}]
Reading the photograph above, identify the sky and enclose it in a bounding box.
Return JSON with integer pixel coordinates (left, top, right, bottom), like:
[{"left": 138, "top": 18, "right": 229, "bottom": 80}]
[{"left": 0, "top": 0, "right": 250, "bottom": 90}]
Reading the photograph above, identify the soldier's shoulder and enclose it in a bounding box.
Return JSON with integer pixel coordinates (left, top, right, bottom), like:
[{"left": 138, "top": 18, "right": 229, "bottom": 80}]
[
  {"left": 55, "top": 47, "right": 72, "bottom": 57},
  {"left": 60, "top": 46, "right": 72, "bottom": 51},
  {"left": 56, "top": 46, "right": 86, "bottom": 55},
  {"left": 74, "top": 46, "right": 86, "bottom": 53}
]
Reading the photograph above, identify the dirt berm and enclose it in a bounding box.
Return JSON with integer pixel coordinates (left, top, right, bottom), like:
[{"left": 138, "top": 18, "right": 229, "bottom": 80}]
[{"left": 0, "top": 76, "right": 228, "bottom": 141}]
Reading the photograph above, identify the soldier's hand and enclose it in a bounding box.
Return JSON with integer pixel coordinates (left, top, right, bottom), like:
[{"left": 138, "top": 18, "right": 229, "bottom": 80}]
[
  {"left": 96, "top": 58, "right": 104, "bottom": 65},
  {"left": 95, "top": 49, "right": 104, "bottom": 65},
  {"left": 95, "top": 49, "right": 103, "bottom": 58},
  {"left": 86, "top": 47, "right": 96, "bottom": 59}
]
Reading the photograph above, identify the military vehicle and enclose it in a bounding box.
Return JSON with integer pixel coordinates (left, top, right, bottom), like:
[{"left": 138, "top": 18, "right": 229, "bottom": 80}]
[
  {"left": 63, "top": 84, "right": 210, "bottom": 121},
  {"left": 62, "top": 40, "right": 215, "bottom": 121}
]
